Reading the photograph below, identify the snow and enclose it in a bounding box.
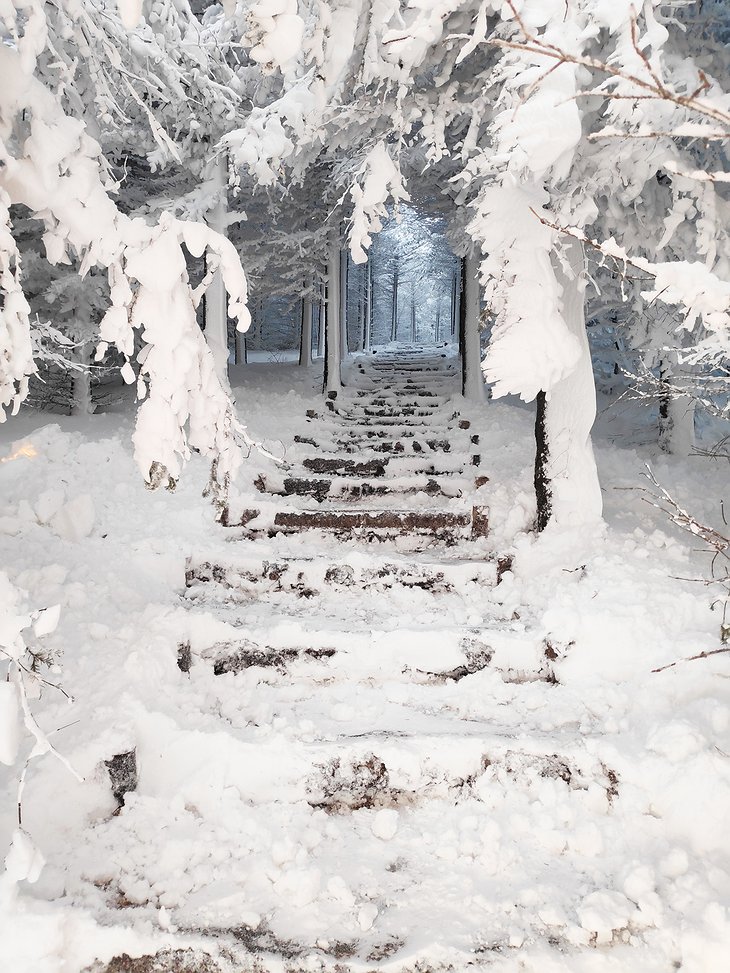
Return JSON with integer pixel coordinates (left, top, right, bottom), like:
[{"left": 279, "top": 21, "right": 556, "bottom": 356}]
[
  {"left": 0, "top": 683, "right": 20, "bottom": 766},
  {"left": 0, "top": 354, "right": 729, "bottom": 971}
]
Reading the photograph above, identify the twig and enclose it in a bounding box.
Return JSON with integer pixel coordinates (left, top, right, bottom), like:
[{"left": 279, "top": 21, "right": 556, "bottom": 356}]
[
  {"left": 493, "top": 3, "right": 730, "bottom": 129},
  {"left": 652, "top": 646, "right": 730, "bottom": 673}
]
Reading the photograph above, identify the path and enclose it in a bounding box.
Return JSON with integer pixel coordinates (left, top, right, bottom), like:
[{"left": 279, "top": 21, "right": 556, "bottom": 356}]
[{"left": 173, "top": 349, "right": 620, "bottom": 969}]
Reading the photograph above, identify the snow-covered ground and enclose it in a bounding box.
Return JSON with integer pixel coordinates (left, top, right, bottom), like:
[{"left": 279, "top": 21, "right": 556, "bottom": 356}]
[{"left": 1, "top": 353, "right": 729, "bottom": 972}]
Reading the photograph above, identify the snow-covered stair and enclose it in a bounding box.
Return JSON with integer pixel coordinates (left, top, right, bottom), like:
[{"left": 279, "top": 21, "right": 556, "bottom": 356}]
[
  {"left": 76, "top": 348, "right": 643, "bottom": 972},
  {"left": 223, "top": 348, "right": 489, "bottom": 543}
]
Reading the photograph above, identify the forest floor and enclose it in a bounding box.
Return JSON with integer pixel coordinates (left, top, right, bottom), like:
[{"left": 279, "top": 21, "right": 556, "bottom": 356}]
[{"left": 1, "top": 346, "right": 729, "bottom": 973}]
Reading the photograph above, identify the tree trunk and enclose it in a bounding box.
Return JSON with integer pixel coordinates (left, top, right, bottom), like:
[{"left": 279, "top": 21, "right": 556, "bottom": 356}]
[
  {"left": 317, "top": 279, "right": 326, "bottom": 359},
  {"left": 324, "top": 236, "right": 342, "bottom": 394},
  {"left": 534, "top": 390, "right": 551, "bottom": 531},
  {"left": 461, "top": 252, "right": 487, "bottom": 402},
  {"left": 435, "top": 308, "right": 441, "bottom": 344},
  {"left": 299, "top": 289, "right": 313, "bottom": 367},
  {"left": 391, "top": 259, "right": 399, "bottom": 342},
  {"left": 355, "top": 264, "right": 365, "bottom": 352},
  {"left": 535, "top": 239, "right": 602, "bottom": 531},
  {"left": 71, "top": 341, "right": 95, "bottom": 416},
  {"left": 457, "top": 257, "right": 466, "bottom": 372},
  {"left": 450, "top": 268, "right": 458, "bottom": 337},
  {"left": 204, "top": 153, "right": 230, "bottom": 390},
  {"left": 363, "top": 255, "right": 372, "bottom": 351},
  {"left": 658, "top": 356, "right": 696, "bottom": 456},
  {"left": 254, "top": 295, "right": 263, "bottom": 345},
  {"left": 234, "top": 330, "right": 247, "bottom": 365},
  {"left": 410, "top": 281, "right": 416, "bottom": 343},
  {"left": 339, "top": 246, "right": 349, "bottom": 360}
]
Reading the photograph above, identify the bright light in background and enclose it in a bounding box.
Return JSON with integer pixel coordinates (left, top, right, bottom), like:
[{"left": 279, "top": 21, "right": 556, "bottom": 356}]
[{"left": 0, "top": 443, "right": 38, "bottom": 463}]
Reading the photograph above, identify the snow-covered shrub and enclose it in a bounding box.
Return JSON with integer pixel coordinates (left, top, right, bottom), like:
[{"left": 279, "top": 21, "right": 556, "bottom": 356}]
[{"left": 0, "top": 572, "right": 77, "bottom": 888}]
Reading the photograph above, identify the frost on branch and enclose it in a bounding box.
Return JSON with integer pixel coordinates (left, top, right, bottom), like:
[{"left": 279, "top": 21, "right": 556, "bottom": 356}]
[
  {"left": 245, "top": 0, "right": 306, "bottom": 75},
  {"left": 0, "top": 572, "right": 78, "bottom": 888},
  {"left": 0, "top": 44, "right": 255, "bottom": 487},
  {"left": 349, "top": 143, "right": 410, "bottom": 265},
  {"left": 100, "top": 214, "right": 253, "bottom": 485},
  {"left": 473, "top": 181, "right": 581, "bottom": 403},
  {"left": 0, "top": 192, "right": 35, "bottom": 420}
]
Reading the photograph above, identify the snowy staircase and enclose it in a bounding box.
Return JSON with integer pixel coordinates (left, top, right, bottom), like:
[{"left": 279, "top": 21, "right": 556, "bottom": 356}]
[
  {"left": 154, "top": 347, "right": 622, "bottom": 967},
  {"left": 224, "top": 347, "right": 489, "bottom": 543}
]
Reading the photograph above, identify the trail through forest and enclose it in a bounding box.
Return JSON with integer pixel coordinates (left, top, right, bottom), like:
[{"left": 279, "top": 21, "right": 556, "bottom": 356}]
[
  {"left": 1, "top": 348, "right": 729, "bottom": 973},
  {"left": 177, "top": 348, "right": 622, "bottom": 966}
]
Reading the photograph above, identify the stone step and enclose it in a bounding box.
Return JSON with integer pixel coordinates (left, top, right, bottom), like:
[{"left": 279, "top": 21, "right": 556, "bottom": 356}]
[
  {"left": 356, "top": 383, "right": 453, "bottom": 394},
  {"left": 185, "top": 554, "right": 497, "bottom": 600},
  {"left": 342, "top": 407, "right": 443, "bottom": 419},
  {"left": 294, "top": 435, "right": 461, "bottom": 455},
  {"left": 365, "top": 362, "right": 456, "bottom": 367},
  {"left": 102, "top": 702, "right": 612, "bottom": 815},
  {"left": 348, "top": 399, "right": 447, "bottom": 410},
  {"left": 325, "top": 445, "right": 482, "bottom": 467},
  {"left": 301, "top": 455, "right": 471, "bottom": 475},
  {"left": 264, "top": 506, "right": 489, "bottom": 538},
  {"left": 300, "top": 457, "right": 387, "bottom": 476},
  {"left": 318, "top": 411, "right": 460, "bottom": 428},
  {"left": 307, "top": 423, "right": 460, "bottom": 442},
  {"left": 254, "top": 473, "right": 470, "bottom": 501},
  {"left": 354, "top": 390, "right": 442, "bottom": 400}
]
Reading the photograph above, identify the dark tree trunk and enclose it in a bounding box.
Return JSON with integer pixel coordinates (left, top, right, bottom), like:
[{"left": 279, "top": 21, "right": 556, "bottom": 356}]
[
  {"left": 299, "top": 292, "right": 313, "bottom": 367},
  {"left": 340, "top": 248, "right": 349, "bottom": 357},
  {"left": 450, "top": 269, "right": 458, "bottom": 336},
  {"left": 459, "top": 257, "right": 467, "bottom": 394},
  {"left": 366, "top": 253, "right": 374, "bottom": 349},
  {"left": 410, "top": 281, "right": 416, "bottom": 342},
  {"left": 391, "top": 260, "right": 399, "bottom": 342},
  {"left": 534, "top": 390, "right": 552, "bottom": 532},
  {"left": 322, "top": 281, "right": 329, "bottom": 394},
  {"left": 658, "top": 356, "right": 671, "bottom": 449}
]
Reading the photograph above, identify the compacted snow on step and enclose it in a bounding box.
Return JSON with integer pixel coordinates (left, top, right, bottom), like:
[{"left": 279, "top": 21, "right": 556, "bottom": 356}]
[{"left": 1, "top": 350, "right": 729, "bottom": 973}]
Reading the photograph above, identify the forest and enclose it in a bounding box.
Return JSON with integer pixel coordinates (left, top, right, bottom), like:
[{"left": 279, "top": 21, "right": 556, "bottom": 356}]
[{"left": 1, "top": 1, "right": 730, "bottom": 971}]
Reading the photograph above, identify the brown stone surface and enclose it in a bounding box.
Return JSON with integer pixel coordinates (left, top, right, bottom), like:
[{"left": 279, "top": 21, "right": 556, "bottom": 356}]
[{"left": 273, "top": 509, "right": 471, "bottom": 531}]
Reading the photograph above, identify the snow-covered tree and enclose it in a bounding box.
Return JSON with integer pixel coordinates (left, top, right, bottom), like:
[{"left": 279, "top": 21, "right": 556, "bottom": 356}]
[
  {"left": 2, "top": 0, "right": 729, "bottom": 529},
  {"left": 0, "top": 0, "right": 259, "bottom": 491}
]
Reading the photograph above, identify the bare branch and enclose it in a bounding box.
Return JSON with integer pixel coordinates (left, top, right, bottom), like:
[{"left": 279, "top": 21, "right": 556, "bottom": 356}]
[
  {"left": 490, "top": 3, "right": 730, "bottom": 132},
  {"left": 652, "top": 646, "right": 730, "bottom": 673}
]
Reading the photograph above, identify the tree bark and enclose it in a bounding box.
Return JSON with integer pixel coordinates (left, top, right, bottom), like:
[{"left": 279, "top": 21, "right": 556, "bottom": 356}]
[
  {"left": 339, "top": 246, "right": 349, "bottom": 359},
  {"left": 254, "top": 295, "right": 263, "bottom": 345},
  {"left": 317, "top": 278, "right": 326, "bottom": 358},
  {"left": 234, "top": 330, "right": 247, "bottom": 365},
  {"left": 461, "top": 252, "right": 487, "bottom": 402},
  {"left": 391, "top": 259, "right": 399, "bottom": 342},
  {"left": 535, "top": 238, "right": 602, "bottom": 530},
  {"left": 658, "top": 355, "right": 696, "bottom": 456},
  {"left": 299, "top": 288, "right": 313, "bottom": 367},
  {"left": 324, "top": 235, "right": 342, "bottom": 393},
  {"left": 534, "top": 390, "right": 551, "bottom": 532},
  {"left": 450, "top": 268, "right": 458, "bottom": 337},
  {"left": 410, "top": 280, "right": 417, "bottom": 343},
  {"left": 71, "top": 341, "right": 95, "bottom": 416},
  {"left": 204, "top": 152, "right": 230, "bottom": 390},
  {"left": 363, "top": 254, "right": 372, "bottom": 351}
]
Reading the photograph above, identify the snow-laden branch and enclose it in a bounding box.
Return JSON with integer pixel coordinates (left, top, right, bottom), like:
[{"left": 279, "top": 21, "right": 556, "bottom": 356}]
[
  {"left": 469, "top": 180, "right": 582, "bottom": 402},
  {"left": 349, "top": 143, "right": 410, "bottom": 264},
  {"left": 532, "top": 210, "right": 730, "bottom": 355},
  {"left": 0, "top": 44, "right": 259, "bottom": 484},
  {"left": 0, "top": 191, "right": 35, "bottom": 419},
  {"left": 490, "top": 0, "right": 730, "bottom": 134},
  {"left": 0, "top": 573, "right": 80, "bottom": 888}
]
